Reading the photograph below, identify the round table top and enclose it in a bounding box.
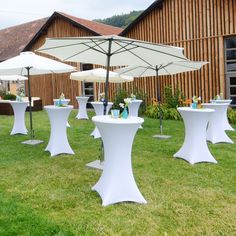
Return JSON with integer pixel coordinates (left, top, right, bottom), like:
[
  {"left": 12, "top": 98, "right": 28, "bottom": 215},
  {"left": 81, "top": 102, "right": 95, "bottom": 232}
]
[
  {"left": 202, "top": 103, "right": 230, "bottom": 107},
  {"left": 53, "top": 99, "right": 70, "bottom": 102},
  {"left": 130, "top": 99, "right": 143, "bottom": 103},
  {"left": 91, "top": 101, "right": 113, "bottom": 105},
  {"left": 76, "top": 96, "right": 90, "bottom": 99},
  {"left": 9, "top": 101, "right": 28, "bottom": 104},
  {"left": 44, "top": 105, "right": 73, "bottom": 110},
  {"left": 177, "top": 107, "right": 214, "bottom": 113},
  {"left": 210, "top": 99, "right": 232, "bottom": 103},
  {"left": 92, "top": 115, "right": 144, "bottom": 124}
]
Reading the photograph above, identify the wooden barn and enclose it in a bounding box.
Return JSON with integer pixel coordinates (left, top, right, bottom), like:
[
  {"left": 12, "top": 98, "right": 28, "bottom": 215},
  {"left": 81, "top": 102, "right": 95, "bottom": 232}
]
[
  {"left": 121, "top": 0, "right": 236, "bottom": 107},
  {"left": 0, "top": 11, "right": 122, "bottom": 107},
  {"left": 1, "top": 1, "right": 236, "bottom": 107}
]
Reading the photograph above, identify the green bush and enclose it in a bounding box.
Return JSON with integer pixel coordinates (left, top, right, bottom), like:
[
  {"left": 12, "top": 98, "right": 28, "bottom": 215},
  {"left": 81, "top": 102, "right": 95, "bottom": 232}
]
[
  {"left": 146, "top": 104, "right": 182, "bottom": 121},
  {"left": 227, "top": 107, "right": 236, "bottom": 124},
  {"left": 164, "top": 86, "right": 185, "bottom": 108},
  {"left": 112, "top": 88, "right": 128, "bottom": 109},
  {"left": 3, "top": 93, "right": 17, "bottom": 100}
]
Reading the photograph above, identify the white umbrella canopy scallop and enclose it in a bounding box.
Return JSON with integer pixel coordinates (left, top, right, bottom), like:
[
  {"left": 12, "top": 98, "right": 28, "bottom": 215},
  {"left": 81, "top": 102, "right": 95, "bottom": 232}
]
[
  {"left": 0, "top": 51, "right": 76, "bottom": 144},
  {"left": 37, "top": 35, "right": 188, "bottom": 114}
]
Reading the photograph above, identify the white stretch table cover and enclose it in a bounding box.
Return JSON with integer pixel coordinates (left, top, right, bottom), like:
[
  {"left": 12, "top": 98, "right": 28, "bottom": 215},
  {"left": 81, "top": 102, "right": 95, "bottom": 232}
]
[
  {"left": 174, "top": 107, "right": 217, "bottom": 164},
  {"left": 44, "top": 105, "right": 74, "bottom": 156},
  {"left": 128, "top": 99, "right": 143, "bottom": 128},
  {"left": 92, "top": 115, "right": 146, "bottom": 206},
  {"left": 90, "top": 101, "right": 113, "bottom": 138},
  {"left": 128, "top": 99, "right": 143, "bottom": 117},
  {"left": 76, "top": 96, "right": 89, "bottom": 119},
  {"left": 202, "top": 103, "right": 234, "bottom": 144},
  {"left": 9, "top": 101, "right": 28, "bottom": 135},
  {"left": 53, "top": 99, "right": 71, "bottom": 127},
  {"left": 210, "top": 99, "right": 234, "bottom": 131}
]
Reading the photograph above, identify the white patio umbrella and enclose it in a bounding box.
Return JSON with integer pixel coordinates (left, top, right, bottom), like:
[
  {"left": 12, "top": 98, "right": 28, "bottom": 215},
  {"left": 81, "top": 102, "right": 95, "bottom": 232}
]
[
  {"left": 37, "top": 35, "right": 188, "bottom": 115},
  {"left": 115, "top": 60, "right": 208, "bottom": 138},
  {"left": 0, "top": 51, "right": 76, "bottom": 144},
  {"left": 70, "top": 68, "right": 133, "bottom": 100}
]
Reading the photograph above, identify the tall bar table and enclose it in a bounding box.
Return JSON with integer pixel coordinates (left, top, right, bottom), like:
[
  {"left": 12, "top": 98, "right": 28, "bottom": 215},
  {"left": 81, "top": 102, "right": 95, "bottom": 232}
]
[
  {"left": 202, "top": 103, "right": 234, "bottom": 144},
  {"left": 53, "top": 99, "right": 71, "bottom": 127},
  {"left": 174, "top": 107, "right": 217, "bottom": 164},
  {"left": 210, "top": 99, "right": 234, "bottom": 131},
  {"left": 128, "top": 99, "right": 143, "bottom": 117},
  {"left": 86, "top": 102, "right": 113, "bottom": 170},
  {"left": 128, "top": 99, "right": 143, "bottom": 128},
  {"left": 92, "top": 115, "right": 146, "bottom": 206},
  {"left": 44, "top": 105, "right": 74, "bottom": 157},
  {"left": 9, "top": 101, "right": 28, "bottom": 135},
  {"left": 90, "top": 101, "right": 113, "bottom": 138},
  {"left": 76, "top": 96, "right": 89, "bottom": 119}
]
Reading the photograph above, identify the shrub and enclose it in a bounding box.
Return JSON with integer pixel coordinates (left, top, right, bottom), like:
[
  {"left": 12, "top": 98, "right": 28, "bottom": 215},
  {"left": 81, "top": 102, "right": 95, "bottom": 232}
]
[
  {"left": 164, "top": 86, "right": 185, "bottom": 108},
  {"left": 146, "top": 104, "right": 182, "bottom": 121},
  {"left": 227, "top": 107, "right": 236, "bottom": 124},
  {"left": 3, "top": 93, "right": 16, "bottom": 100},
  {"left": 112, "top": 88, "right": 128, "bottom": 109}
]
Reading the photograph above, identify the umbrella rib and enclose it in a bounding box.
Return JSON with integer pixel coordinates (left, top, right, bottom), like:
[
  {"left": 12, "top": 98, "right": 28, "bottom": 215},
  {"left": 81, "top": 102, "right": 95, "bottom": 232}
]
[
  {"left": 114, "top": 37, "right": 184, "bottom": 49},
  {"left": 112, "top": 41, "right": 153, "bottom": 66},
  {"left": 64, "top": 40, "right": 109, "bottom": 61},
  {"left": 39, "top": 40, "right": 108, "bottom": 60},
  {"left": 112, "top": 40, "right": 187, "bottom": 65}
]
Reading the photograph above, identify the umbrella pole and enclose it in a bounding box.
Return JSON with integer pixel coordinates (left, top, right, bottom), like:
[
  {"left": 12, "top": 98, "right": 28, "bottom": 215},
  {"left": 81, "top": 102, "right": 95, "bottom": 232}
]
[
  {"left": 98, "top": 82, "right": 101, "bottom": 101},
  {"left": 100, "top": 39, "right": 112, "bottom": 166},
  {"left": 27, "top": 67, "right": 34, "bottom": 139},
  {"left": 82, "top": 80, "right": 85, "bottom": 96},
  {"left": 156, "top": 67, "right": 163, "bottom": 135},
  {"left": 104, "top": 39, "right": 112, "bottom": 115},
  {"left": 21, "top": 67, "right": 43, "bottom": 145},
  {"left": 153, "top": 66, "right": 171, "bottom": 139}
]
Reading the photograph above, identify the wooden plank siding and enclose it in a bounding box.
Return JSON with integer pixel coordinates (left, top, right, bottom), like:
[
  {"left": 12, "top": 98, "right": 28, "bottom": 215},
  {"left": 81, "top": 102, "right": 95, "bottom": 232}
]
[
  {"left": 28, "top": 18, "right": 97, "bottom": 108},
  {"left": 27, "top": 17, "right": 129, "bottom": 107},
  {"left": 122, "top": 0, "right": 236, "bottom": 103}
]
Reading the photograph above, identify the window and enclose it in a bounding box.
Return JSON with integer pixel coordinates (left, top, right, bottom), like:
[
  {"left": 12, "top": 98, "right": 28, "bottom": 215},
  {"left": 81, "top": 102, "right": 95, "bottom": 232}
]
[{"left": 225, "top": 36, "right": 236, "bottom": 107}]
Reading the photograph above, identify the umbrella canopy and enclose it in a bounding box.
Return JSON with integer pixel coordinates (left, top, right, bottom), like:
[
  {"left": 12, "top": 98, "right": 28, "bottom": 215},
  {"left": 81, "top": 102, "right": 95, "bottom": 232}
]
[
  {"left": 37, "top": 35, "right": 187, "bottom": 66},
  {"left": 0, "top": 51, "right": 76, "bottom": 141},
  {"left": 70, "top": 68, "right": 133, "bottom": 100},
  {"left": 37, "top": 35, "right": 188, "bottom": 114},
  {"left": 0, "top": 51, "right": 75, "bottom": 75},
  {"left": 70, "top": 68, "right": 133, "bottom": 83},
  {"left": 115, "top": 60, "right": 208, "bottom": 137},
  {"left": 0, "top": 75, "right": 28, "bottom": 81},
  {"left": 115, "top": 61, "right": 208, "bottom": 77}
]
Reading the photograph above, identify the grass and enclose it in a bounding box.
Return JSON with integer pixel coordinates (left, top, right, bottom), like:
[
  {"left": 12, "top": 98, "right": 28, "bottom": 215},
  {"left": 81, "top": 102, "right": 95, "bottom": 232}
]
[{"left": 0, "top": 110, "right": 236, "bottom": 236}]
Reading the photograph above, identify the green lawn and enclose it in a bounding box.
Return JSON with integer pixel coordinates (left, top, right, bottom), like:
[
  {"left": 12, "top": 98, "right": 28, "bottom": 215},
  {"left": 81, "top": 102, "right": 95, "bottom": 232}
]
[{"left": 0, "top": 110, "right": 235, "bottom": 236}]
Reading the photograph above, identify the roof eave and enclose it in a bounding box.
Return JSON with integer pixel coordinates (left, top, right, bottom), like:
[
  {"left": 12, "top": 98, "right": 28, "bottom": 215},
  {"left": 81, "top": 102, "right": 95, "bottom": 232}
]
[{"left": 24, "top": 11, "right": 101, "bottom": 51}]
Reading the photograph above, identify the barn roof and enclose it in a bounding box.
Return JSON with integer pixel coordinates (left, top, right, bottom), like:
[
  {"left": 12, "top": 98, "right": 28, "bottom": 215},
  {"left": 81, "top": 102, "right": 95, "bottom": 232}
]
[{"left": 0, "top": 11, "right": 122, "bottom": 61}]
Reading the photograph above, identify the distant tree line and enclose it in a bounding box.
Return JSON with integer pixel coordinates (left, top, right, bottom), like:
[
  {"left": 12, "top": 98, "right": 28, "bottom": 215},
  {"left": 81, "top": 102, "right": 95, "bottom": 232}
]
[{"left": 93, "top": 10, "right": 143, "bottom": 28}]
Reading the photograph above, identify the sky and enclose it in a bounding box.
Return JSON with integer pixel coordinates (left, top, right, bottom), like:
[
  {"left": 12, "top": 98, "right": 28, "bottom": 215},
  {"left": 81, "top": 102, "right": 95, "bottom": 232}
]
[{"left": 0, "top": 0, "right": 155, "bottom": 29}]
